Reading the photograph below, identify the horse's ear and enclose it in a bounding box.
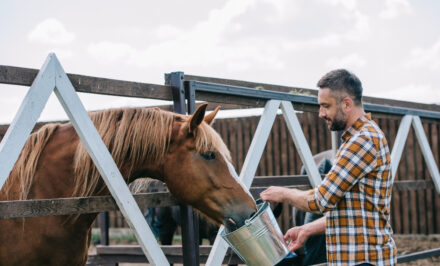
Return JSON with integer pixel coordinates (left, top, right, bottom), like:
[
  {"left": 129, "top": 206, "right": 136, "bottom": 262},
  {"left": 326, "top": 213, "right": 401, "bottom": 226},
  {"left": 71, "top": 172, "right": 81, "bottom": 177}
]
[
  {"left": 189, "top": 103, "right": 208, "bottom": 132},
  {"left": 204, "top": 106, "right": 220, "bottom": 125}
]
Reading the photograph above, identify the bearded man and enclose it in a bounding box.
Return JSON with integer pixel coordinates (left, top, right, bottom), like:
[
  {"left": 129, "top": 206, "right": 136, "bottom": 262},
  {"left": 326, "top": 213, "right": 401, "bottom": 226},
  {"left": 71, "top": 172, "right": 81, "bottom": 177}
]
[{"left": 261, "top": 69, "right": 396, "bottom": 266}]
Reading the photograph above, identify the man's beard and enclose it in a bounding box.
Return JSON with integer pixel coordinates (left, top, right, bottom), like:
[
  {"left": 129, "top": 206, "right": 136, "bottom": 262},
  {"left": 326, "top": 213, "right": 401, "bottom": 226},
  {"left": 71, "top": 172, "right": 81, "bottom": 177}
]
[{"left": 329, "top": 108, "right": 347, "bottom": 131}]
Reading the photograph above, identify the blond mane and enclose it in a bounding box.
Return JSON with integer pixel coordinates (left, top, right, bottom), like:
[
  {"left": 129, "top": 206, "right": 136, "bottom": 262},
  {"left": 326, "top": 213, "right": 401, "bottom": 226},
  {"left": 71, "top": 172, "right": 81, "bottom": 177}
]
[
  {"left": 72, "top": 107, "right": 231, "bottom": 197},
  {"left": 1, "top": 124, "right": 60, "bottom": 200},
  {"left": 1, "top": 107, "right": 230, "bottom": 200}
]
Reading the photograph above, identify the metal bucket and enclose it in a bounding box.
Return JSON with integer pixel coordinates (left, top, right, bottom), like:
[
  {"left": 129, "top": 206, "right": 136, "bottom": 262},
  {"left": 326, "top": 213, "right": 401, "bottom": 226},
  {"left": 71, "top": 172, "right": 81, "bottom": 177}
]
[{"left": 220, "top": 200, "right": 289, "bottom": 266}]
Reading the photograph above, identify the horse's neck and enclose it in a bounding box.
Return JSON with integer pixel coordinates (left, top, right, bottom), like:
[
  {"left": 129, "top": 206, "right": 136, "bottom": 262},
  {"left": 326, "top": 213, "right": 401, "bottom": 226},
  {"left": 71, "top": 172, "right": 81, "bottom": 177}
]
[{"left": 24, "top": 124, "right": 80, "bottom": 199}]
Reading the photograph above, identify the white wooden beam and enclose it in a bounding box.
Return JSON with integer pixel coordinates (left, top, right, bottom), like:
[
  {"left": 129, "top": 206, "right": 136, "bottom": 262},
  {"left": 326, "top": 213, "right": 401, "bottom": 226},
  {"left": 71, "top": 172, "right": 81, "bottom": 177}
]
[
  {"left": 52, "top": 56, "right": 169, "bottom": 265},
  {"left": 281, "top": 101, "right": 321, "bottom": 187},
  {"left": 390, "top": 115, "right": 413, "bottom": 181},
  {"left": 411, "top": 116, "right": 440, "bottom": 194},
  {"left": 239, "top": 100, "right": 281, "bottom": 188},
  {"left": 206, "top": 100, "right": 281, "bottom": 266},
  {"left": 331, "top": 131, "right": 338, "bottom": 156},
  {"left": 0, "top": 55, "right": 56, "bottom": 190}
]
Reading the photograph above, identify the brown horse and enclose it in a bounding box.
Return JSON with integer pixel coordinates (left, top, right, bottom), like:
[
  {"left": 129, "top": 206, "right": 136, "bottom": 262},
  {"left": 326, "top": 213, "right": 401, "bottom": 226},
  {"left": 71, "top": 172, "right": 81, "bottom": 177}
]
[{"left": 0, "top": 104, "right": 256, "bottom": 266}]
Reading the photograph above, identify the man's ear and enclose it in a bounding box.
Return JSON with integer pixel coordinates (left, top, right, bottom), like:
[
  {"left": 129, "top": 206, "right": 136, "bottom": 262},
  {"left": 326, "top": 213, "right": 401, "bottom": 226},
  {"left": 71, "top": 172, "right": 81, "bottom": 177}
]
[
  {"left": 204, "top": 106, "right": 221, "bottom": 125},
  {"left": 189, "top": 103, "right": 208, "bottom": 132},
  {"left": 342, "top": 96, "right": 353, "bottom": 111}
]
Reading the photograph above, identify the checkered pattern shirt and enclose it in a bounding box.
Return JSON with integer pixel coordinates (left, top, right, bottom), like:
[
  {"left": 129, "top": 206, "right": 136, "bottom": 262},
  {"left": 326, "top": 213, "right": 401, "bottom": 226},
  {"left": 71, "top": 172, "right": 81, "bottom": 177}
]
[{"left": 307, "top": 114, "right": 397, "bottom": 265}]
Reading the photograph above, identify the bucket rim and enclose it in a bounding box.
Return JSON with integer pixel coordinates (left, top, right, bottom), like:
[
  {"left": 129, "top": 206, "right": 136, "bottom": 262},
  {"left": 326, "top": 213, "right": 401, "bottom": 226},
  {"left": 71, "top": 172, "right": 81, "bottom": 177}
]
[{"left": 221, "top": 200, "right": 270, "bottom": 237}]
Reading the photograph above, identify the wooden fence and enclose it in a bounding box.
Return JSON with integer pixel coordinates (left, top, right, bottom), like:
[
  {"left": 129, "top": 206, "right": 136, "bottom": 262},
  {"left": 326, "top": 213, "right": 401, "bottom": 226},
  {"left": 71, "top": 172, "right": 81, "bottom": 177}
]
[
  {"left": 92, "top": 111, "right": 440, "bottom": 235},
  {"left": 1, "top": 74, "right": 439, "bottom": 235}
]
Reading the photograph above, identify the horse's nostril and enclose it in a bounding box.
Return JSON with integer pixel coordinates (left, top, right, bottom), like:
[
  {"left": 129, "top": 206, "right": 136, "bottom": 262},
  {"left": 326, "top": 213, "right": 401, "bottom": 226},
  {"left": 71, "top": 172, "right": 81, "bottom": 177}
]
[{"left": 225, "top": 217, "right": 239, "bottom": 233}]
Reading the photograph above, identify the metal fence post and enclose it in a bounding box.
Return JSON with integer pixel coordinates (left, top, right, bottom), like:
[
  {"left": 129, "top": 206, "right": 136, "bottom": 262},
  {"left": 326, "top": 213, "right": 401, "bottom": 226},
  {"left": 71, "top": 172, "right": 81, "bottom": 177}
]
[
  {"left": 99, "top": 212, "right": 110, "bottom": 245},
  {"left": 166, "top": 72, "right": 199, "bottom": 266}
]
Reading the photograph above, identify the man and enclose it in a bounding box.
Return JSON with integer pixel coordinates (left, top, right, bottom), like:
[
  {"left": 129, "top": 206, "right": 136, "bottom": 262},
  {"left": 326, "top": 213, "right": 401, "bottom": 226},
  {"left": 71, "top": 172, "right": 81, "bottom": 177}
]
[{"left": 261, "top": 69, "right": 396, "bottom": 266}]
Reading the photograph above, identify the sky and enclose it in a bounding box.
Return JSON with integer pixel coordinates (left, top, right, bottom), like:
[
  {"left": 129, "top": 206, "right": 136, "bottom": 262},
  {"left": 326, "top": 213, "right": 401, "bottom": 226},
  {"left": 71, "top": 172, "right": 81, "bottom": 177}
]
[{"left": 0, "top": 0, "right": 439, "bottom": 123}]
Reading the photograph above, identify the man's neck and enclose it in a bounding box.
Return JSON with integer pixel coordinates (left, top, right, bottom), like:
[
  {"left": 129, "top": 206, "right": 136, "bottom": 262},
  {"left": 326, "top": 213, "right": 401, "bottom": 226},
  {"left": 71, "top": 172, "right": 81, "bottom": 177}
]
[{"left": 344, "top": 107, "right": 366, "bottom": 131}]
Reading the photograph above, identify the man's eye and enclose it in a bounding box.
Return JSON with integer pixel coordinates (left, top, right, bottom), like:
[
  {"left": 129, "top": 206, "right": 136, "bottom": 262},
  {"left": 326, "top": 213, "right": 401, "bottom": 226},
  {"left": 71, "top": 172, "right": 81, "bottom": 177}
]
[{"left": 201, "top": 151, "right": 216, "bottom": 161}]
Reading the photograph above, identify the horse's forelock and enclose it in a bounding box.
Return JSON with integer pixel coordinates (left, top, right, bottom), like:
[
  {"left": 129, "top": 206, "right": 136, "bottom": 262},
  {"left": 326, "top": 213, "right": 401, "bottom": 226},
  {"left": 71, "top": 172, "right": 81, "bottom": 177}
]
[{"left": 194, "top": 122, "right": 231, "bottom": 162}]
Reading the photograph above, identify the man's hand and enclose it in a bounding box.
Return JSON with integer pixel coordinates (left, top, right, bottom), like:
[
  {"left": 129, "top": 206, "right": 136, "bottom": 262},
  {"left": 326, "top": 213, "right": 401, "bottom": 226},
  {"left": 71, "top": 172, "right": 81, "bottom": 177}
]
[
  {"left": 260, "top": 186, "right": 290, "bottom": 203},
  {"left": 284, "top": 216, "right": 326, "bottom": 251},
  {"left": 284, "top": 226, "right": 309, "bottom": 252}
]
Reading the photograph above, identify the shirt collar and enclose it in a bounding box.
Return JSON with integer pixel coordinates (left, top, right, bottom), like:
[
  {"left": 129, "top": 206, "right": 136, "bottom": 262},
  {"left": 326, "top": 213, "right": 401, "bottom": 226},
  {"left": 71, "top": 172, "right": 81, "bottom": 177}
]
[{"left": 341, "top": 113, "right": 371, "bottom": 142}]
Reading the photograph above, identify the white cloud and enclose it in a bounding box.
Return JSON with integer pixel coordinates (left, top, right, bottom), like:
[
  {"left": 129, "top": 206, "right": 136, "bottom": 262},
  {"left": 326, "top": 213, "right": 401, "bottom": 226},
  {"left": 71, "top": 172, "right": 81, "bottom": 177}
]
[
  {"left": 88, "top": 42, "right": 135, "bottom": 63},
  {"left": 345, "top": 11, "right": 371, "bottom": 42},
  {"left": 261, "top": 0, "right": 298, "bottom": 21},
  {"left": 316, "top": 0, "right": 370, "bottom": 42},
  {"left": 326, "top": 53, "right": 367, "bottom": 69},
  {"left": 380, "top": 0, "right": 412, "bottom": 19},
  {"left": 283, "top": 33, "right": 342, "bottom": 51},
  {"left": 404, "top": 38, "right": 440, "bottom": 71},
  {"left": 323, "top": 0, "right": 357, "bottom": 11},
  {"left": 376, "top": 83, "right": 438, "bottom": 104},
  {"left": 154, "top": 25, "right": 184, "bottom": 40},
  {"left": 87, "top": 0, "right": 285, "bottom": 71},
  {"left": 28, "top": 18, "right": 75, "bottom": 45}
]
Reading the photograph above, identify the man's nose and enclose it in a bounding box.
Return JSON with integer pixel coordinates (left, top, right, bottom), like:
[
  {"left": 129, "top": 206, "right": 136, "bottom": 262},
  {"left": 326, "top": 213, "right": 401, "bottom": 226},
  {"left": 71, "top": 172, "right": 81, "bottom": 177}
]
[{"left": 319, "top": 108, "right": 325, "bottom": 119}]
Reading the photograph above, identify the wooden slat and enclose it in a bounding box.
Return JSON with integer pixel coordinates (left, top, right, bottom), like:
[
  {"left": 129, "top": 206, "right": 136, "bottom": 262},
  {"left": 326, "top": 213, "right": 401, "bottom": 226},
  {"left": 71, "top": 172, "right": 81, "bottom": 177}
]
[
  {"left": 266, "top": 125, "right": 274, "bottom": 176},
  {"left": 279, "top": 116, "right": 288, "bottom": 176},
  {"left": 230, "top": 118, "right": 238, "bottom": 170},
  {"left": 0, "top": 192, "right": 178, "bottom": 219},
  {"left": 426, "top": 123, "right": 435, "bottom": 234},
  {"left": 3, "top": 64, "right": 440, "bottom": 115},
  {"left": 87, "top": 245, "right": 243, "bottom": 265},
  {"left": 242, "top": 117, "right": 251, "bottom": 175},
  {"left": 0, "top": 65, "right": 174, "bottom": 100},
  {"left": 397, "top": 248, "right": 440, "bottom": 263},
  {"left": 409, "top": 128, "right": 418, "bottom": 233},
  {"left": 273, "top": 117, "right": 281, "bottom": 176},
  {"left": 252, "top": 175, "right": 311, "bottom": 187},
  {"left": 431, "top": 123, "right": 440, "bottom": 233},
  {"left": 0, "top": 176, "right": 434, "bottom": 220},
  {"left": 236, "top": 118, "right": 244, "bottom": 172},
  {"left": 393, "top": 180, "right": 435, "bottom": 190}
]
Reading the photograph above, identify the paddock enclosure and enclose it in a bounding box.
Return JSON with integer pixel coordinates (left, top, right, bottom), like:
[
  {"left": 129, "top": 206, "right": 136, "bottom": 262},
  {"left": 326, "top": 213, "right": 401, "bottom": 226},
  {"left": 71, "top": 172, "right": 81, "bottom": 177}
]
[{"left": 1, "top": 54, "right": 440, "bottom": 265}]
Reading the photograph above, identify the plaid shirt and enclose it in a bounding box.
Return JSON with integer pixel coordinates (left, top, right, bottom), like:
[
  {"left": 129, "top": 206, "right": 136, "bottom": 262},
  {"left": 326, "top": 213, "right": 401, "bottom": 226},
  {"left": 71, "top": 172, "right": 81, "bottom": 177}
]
[{"left": 307, "top": 114, "right": 397, "bottom": 265}]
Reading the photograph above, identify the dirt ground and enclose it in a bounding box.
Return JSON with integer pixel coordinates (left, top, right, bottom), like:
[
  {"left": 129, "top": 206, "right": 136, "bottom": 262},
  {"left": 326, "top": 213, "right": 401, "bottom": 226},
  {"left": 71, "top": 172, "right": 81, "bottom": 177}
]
[
  {"left": 89, "top": 233, "right": 440, "bottom": 265},
  {"left": 394, "top": 234, "right": 440, "bottom": 265}
]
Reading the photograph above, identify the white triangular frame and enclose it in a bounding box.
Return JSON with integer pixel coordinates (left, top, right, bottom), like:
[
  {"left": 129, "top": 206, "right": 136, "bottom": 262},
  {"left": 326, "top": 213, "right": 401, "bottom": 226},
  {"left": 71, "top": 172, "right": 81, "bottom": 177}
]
[
  {"left": 391, "top": 115, "right": 440, "bottom": 193},
  {"left": 0, "top": 54, "right": 169, "bottom": 266},
  {"left": 206, "top": 100, "right": 322, "bottom": 265}
]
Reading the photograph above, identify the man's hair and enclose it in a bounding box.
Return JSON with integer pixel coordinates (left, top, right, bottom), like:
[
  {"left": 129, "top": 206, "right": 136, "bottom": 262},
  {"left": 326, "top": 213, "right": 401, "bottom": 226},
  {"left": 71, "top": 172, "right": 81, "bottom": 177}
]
[{"left": 317, "top": 69, "right": 363, "bottom": 106}]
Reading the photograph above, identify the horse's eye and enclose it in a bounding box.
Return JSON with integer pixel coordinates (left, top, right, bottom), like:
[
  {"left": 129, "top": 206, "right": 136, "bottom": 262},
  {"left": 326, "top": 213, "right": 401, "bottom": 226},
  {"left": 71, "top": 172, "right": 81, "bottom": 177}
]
[{"left": 201, "top": 151, "right": 216, "bottom": 161}]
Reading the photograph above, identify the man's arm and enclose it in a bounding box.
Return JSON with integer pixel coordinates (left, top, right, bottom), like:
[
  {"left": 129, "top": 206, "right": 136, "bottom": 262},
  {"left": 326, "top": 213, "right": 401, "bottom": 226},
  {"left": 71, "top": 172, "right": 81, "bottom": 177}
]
[
  {"left": 284, "top": 216, "right": 326, "bottom": 251},
  {"left": 260, "top": 186, "right": 311, "bottom": 212}
]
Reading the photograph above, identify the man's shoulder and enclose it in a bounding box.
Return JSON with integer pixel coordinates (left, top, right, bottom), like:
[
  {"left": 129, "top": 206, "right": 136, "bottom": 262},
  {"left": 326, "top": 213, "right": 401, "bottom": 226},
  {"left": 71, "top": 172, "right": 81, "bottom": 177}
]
[
  {"left": 344, "top": 121, "right": 385, "bottom": 150},
  {"left": 358, "top": 119, "right": 386, "bottom": 140}
]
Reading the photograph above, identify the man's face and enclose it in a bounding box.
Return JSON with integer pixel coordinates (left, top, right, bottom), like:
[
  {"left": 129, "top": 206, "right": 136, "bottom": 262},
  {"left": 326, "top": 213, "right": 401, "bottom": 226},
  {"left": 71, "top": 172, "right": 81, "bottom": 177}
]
[{"left": 318, "top": 88, "right": 347, "bottom": 131}]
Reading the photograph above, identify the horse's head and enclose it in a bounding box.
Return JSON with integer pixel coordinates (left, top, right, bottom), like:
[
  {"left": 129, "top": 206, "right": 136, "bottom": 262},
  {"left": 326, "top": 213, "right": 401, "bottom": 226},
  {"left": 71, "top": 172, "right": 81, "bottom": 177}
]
[{"left": 162, "top": 104, "right": 257, "bottom": 229}]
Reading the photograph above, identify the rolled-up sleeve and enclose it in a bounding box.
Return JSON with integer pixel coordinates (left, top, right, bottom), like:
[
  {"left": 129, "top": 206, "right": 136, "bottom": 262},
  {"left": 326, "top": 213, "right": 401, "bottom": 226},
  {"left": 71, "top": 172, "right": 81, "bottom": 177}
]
[{"left": 307, "top": 134, "right": 377, "bottom": 214}]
